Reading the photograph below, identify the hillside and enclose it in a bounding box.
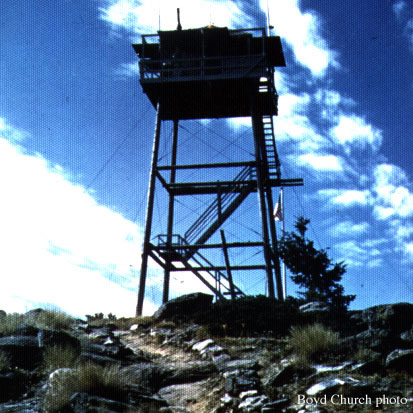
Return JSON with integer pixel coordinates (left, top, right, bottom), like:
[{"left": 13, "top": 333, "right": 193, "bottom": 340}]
[{"left": 0, "top": 294, "right": 412, "bottom": 412}]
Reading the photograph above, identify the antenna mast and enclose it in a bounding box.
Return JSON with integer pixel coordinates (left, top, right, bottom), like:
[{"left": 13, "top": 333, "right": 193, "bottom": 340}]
[
  {"left": 177, "top": 8, "right": 182, "bottom": 31},
  {"left": 265, "top": 0, "right": 273, "bottom": 35}
]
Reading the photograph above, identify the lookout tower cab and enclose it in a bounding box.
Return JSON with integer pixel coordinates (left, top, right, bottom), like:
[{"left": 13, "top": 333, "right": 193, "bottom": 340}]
[{"left": 133, "top": 26, "right": 286, "bottom": 120}]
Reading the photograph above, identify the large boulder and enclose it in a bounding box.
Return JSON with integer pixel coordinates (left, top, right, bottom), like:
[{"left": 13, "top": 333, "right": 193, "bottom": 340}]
[
  {"left": 0, "top": 370, "right": 29, "bottom": 402},
  {"left": 360, "top": 303, "right": 413, "bottom": 334},
  {"left": 153, "top": 293, "right": 213, "bottom": 321},
  {"left": 0, "top": 336, "right": 42, "bottom": 370},
  {"left": 38, "top": 329, "right": 80, "bottom": 350}
]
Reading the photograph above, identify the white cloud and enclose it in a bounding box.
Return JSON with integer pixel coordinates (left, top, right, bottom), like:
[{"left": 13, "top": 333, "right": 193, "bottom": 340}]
[
  {"left": 262, "top": 0, "right": 339, "bottom": 76},
  {"left": 329, "top": 221, "right": 370, "bottom": 237},
  {"left": 273, "top": 93, "right": 327, "bottom": 152},
  {"left": 115, "top": 62, "right": 140, "bottom": 78},
  {"left": 314, "top": 89, "right": 356, "bottom": 121},
  {"left": 334, "top": 240, "right": 366, "bottom": 267},
  {"left": 373, "top": 164, "right": 413, "bottom": 220},
  {"left": 404, "top": 242, "right": 413, "bottom": 260},
  {"left": 298, "top": 154, "right": 343, "bottom": 171},
  {"left": 393, "top": 1, "right": 406, "bottom": 19},
  {"left": 392, "top": 1, "right": 413, "bottom": 50},
  {"left": 330, "top": 114, "right": 383, "bottom": 153},
  {"left": 318, "top": 189, "right": 371, "bottom": 206},
  {"left": 99, "top": 0, "right": 250, "bottom": 34},
  {"left": 334, "top": 240, "right": 385, "bottom": 268},
  {"left": 0, "top": 121, "right": 231, "bottom": 316},
  {"left": 360, "top": 238, "right": 388, "bottom": 248},
  {"left": 0, "top": 123, "right": 160, "bottom": 317},
  {"left": 0, "top": 117, "right": 28, "bottom": 142},
  {"left": 228, "top": 92, "right": 327, "bottom": 153}
]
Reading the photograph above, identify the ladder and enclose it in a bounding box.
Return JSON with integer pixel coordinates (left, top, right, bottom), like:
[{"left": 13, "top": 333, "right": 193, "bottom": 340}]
[
  {"left": 258, "top": 75, "right": 281, "bottom": 180},
  {"left": 262, "top": 114, "right": 281, "bottom": 180}
]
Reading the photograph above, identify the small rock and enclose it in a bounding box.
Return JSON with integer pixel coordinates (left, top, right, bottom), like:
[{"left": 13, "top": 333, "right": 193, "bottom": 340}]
[
  {"left": 261, "top": 398, "right": 290, "bottom": 412},
  {"left": 224, "top": 359, "right": 259, "bottom": 372},
  {"left": 238, "top": 395, "right": 268, "bottom": 411},
  {"left": 213, "top": 353, "right": 232, "bottom": 371},
  {"left": 240, "top": 390, "right": 258, "bottom": 400},
  {"left": 200, "top": 344, "right": 225, "bottom": 357},
  {"left": 192, "top": 339, "right": 214, "bottom": 352},
  {"left": 220, "top": 393, "right": 234, "bottom": 405},
  {"left": 306, "top": 377, "right": 359, "bottom": 396},
  {"left": 225, "top": 374, "right": 260, "bottom": 396},
  {"left": 400, "top": 327, "right": 413, "bottom": 344},
  {"left": 130, "top": 324, "right": 139, "bottom": 332},
  {"left": 299, "top": 302, "right": 329, "bottom": 313}
]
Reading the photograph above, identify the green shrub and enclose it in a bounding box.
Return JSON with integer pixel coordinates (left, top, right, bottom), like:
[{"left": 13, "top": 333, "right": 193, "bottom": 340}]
[
  {"left": 42, "top": 345, "right": 80, "bottom": 375},
  {"left": 43, "top": 362, "right": 132, "bottom": 411},
  {"left": 194, "top": 295, "right": 300, "bottom": 337},
  {"left": 279, "top": 216, "right": 355, "bottom": 312},
  {"left": 156, "top": 320, "right": 176, "bottom": 329},
  {"left": 289, "top": 323, "right": 339, "bottom": 365}
]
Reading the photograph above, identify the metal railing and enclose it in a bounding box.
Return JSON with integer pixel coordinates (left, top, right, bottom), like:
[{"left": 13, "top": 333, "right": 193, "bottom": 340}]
[{"left": 139, "top": 55, "right": 268, "bottom": 81}]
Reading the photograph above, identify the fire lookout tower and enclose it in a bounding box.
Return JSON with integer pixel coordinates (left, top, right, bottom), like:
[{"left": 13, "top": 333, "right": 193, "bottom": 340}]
[{"left": 133, "top": 21, "right": 303, "bottom": 315}]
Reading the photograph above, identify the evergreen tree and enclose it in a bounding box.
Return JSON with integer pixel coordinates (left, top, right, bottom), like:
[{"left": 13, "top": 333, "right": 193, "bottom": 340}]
[{"left": 279, "top": 217, "right": 355, "bottom": 312}]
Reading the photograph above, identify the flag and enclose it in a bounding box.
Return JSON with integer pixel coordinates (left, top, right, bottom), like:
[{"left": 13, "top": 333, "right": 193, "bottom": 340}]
[{"left": 274, "top": 193, "right": 283, "bottom": 221}]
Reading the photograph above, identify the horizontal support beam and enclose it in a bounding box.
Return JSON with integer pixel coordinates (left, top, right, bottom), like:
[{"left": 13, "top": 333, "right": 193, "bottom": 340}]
[
  {"left": 157, "top": 161, "right": 255, "bottom": 170},
  {"left": 153, "top": 241, "right": 265, "bottom": 250},
  {"left": 168, "top": 180, "right": 254, "bottom": 196},
  {"left": 160, "top": 178, "right": 303, "bottom": 195},
  {"left": 167, "top": 265, "right": 268, "bottom": 271}
]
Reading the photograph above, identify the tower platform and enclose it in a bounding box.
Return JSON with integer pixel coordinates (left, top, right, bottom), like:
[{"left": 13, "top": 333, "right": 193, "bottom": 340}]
[{"left": 132, "top": 27, "right": 286, "bottom": 119}]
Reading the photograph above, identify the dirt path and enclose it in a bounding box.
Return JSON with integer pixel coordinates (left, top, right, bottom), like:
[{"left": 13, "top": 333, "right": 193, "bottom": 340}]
[{"left": 121, "top": 332, "right": 223, "bottom": 412}]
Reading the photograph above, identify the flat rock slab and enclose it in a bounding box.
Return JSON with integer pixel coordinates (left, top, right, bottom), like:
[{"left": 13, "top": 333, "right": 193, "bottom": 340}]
[
  {"left": 158, "top": 379, "right": 209, "bottom": 407},
  {"left": 385, "top": 349, "right": 413, "bottom": 374},
  {"left": 223, "top": 359, "right": 259, "bottom": 372}
]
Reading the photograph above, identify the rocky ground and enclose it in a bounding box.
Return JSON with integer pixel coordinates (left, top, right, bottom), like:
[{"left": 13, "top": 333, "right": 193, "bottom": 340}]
[{"left": 0, "top": 295, "right": 412, "bottom": 412}]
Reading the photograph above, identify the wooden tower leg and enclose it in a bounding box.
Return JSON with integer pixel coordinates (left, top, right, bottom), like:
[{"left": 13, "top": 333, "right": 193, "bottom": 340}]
[
  {"left": 163, "top": 119, "right": 179, "bottom": 303},
  {"left": 136, "top": 103, "right": 162, "bottom": 316}
]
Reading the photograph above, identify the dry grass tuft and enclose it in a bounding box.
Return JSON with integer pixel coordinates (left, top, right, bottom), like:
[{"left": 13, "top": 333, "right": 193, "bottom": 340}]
[
  {"left": 0, "top": 313, "right": 25, "bottom": 336},
  {"left": 43, "top": 362, "right": 132, "bottom": 411},
  {"left": 289, "top": 323, "right": 339, "bottom": 366},
  {"left": 26, "top": 310, "right": 74, "bottom": 331},
  {"left": 42, "top": 345, "right": 80, "bottom": 375},
  {"left": 0, "top": 310, "right": 74, "bottom": 337}
]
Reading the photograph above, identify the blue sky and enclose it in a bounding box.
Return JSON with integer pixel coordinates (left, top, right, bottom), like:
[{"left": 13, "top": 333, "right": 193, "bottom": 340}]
[{"left": 1, "top": 0, "right": 412, "bottom": 317}]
